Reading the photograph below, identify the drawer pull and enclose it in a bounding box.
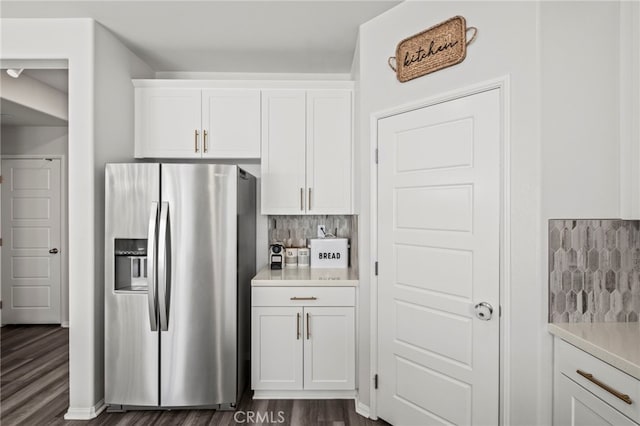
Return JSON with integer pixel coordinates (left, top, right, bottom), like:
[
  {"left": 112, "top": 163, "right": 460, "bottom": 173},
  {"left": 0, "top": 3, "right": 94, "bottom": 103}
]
[
  {"left": 576, "top": 369, "right": 633, "bottom": 405},
  {"left": 290, "top": 297, "right": 317, "bottom": 301}
]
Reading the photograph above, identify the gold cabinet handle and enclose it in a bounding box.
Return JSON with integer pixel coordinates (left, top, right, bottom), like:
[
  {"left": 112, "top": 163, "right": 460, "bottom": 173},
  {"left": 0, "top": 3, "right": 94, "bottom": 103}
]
[
  {"left": 296, "top": 312, "right": 301, "bottom": 340},
  {"left": 194, "top": 130, "right": 199, "bottom": 153},
  {"left": 306, "top": 312, "right": 310, "bottom": 340},
  {"left": 576, "top": 370, "right": 633, "bottom": 405},
  {"left": 290, "top": 297, "right": 317, "bottom": 301},
  {"left": 300, "top": 188, "right": 304, "bottom": 211},
  {"left": 308, "top": 188, "right": 312, "bottom": 211},
  {"left": 203, "top": 129, "right": 208, "bottom": 153}
]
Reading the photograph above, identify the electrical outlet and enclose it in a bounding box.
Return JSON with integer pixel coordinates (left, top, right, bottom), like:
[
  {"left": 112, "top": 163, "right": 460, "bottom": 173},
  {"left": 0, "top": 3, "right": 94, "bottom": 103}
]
[{"left": 317, "top": 225, "right": 326, "bottom": 238}]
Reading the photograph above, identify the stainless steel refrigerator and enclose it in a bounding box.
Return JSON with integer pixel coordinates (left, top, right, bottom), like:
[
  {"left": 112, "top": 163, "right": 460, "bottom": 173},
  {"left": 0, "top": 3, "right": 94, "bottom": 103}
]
[{"left": 104, "top": 163, "right": 255, "bottom": 410}]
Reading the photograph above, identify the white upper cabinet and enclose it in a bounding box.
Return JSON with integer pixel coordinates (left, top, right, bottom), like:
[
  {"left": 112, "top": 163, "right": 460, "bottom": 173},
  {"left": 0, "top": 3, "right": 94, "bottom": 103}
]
[
  {"left": 135, "top": 88, "right": 202, "bottom": 158},
  {"left": 135, "top": 87, "right": 261, "bottom": 159},
  {"left": 306, "top": 90, "right": 352, "bottom": 215},
  {"left": 261, "top": 89, "right": 353, "bottom": 215},
  {"left": 261, "top": 90, "right": 307, "bottom": 214},
  {"left": 133, "top": 81, "right": 353, "bottom": 202},
  {"left": 201, "top": 89, "right": 261, "bottom": 158}
]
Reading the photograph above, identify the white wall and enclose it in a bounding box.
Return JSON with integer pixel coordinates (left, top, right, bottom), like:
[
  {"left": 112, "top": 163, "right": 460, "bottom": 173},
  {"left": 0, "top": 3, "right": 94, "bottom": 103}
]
[
  {"left": 539, "top": 2, "right": 627, "bottom": 423},
  {"left": 356, "top": 2, "right": 541, "bottom": 424},
  {"left": 357, "top": 1, "right": 631, "bottom": 424},
  {"left": 1, "top": 18, "right": 98, "bottom": 417},
  {"left": 619, "top": 0, "right": 640, "bottom": 219},
  {"left": 0, "top": 18, "right": 153, "bottom": 418},
  {"left": 1, "top": 125, "right": 69, "bottom": 326},
  {"left": 1, "top": 126, "right": 68, "bottom": 155},
  {"left": 92, "top": 22, "right": 154, "bottom": 402},
  {"left": 540, "top": 2, "right": 621, "bottom": 219}
]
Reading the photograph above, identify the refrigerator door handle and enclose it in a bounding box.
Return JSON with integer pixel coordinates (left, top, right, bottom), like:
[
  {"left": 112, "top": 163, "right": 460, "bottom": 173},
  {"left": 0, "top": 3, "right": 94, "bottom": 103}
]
[
  {"left": 158, "top": 201, "right": 170, "bottom": 331},
  {"left": 147, "top": 202, "right": 159, "bottom": 331}
]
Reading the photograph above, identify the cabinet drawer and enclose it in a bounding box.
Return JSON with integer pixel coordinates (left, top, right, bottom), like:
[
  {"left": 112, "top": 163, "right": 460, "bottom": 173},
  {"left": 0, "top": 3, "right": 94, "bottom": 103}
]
[
  {"left": 556, "top": 339, "right": 640, "bottom": 422},
  {"left": 252, "top": 287, "right": 355, "bottom": 307}
]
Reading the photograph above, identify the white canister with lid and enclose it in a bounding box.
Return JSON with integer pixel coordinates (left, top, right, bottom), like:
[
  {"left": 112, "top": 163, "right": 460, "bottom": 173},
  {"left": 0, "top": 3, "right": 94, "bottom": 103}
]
[
  {"left": 285, "top": 248, "right": 298, "bottom": 268},
  {"left": 297, "top": 248, "right": 310, "bottom": 268}
]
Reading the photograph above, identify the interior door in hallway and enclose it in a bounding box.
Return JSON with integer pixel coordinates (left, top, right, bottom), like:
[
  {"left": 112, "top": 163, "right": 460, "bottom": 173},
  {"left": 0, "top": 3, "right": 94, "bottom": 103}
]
[
  {"left": 1, "top": 158, "right": 61, "bottom": 324},
  {"left": 377, "top": 89, "right": 501, "bottom": 425}
]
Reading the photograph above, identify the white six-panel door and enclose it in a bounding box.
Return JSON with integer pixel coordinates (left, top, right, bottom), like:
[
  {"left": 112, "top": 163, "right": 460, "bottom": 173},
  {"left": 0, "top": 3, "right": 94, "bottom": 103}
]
[
  {"left": 1, "top": 158, "right": 62, "bottom": 324},
  {"left": 377, "top": 89, "right": 501, "bottom": 425}
]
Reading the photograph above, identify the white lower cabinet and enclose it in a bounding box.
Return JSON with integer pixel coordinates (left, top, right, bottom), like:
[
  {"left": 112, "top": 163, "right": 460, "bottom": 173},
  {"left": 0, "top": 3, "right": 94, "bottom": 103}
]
[
  {"left": 251, "top": 287, "right": 355, "bottom": 396},
  {"left": 303, "top": 307, "right": 355, "bottom": 390},
  {"left": 556, "top": 373, "right": 637, "bottom": 426},
  {"left": 553, "top": 338, "right": 640, "bottom": 425},
  {"left": 251, "top": 307, "right": 303, "bottom": 390}
]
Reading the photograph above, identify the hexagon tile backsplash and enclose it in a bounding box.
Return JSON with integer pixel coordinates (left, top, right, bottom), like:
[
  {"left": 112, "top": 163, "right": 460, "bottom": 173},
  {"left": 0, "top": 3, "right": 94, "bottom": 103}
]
[{"left": 549, "top": 219, "right": 640, "bottom": 323}]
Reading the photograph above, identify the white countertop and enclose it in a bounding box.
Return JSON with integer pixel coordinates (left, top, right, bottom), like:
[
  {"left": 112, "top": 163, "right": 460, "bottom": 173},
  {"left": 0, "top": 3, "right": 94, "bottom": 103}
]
[
  {"left": 251, "top": 266, "right": 358, "bottom": 286},
  {"left": 548, "top": 322, "right": 640, "bottom": 381}
]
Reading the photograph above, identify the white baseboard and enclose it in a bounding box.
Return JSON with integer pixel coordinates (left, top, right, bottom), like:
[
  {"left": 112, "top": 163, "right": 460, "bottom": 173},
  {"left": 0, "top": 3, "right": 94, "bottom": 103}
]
[
  {"left": 61, "top": 321, "right": 70, "bottom": 328},
  {"left": 64, "top": 399, "right": 106, "bottom": 420},
  {"left": 355, "top": 399, "right": 371, "bottom": 418}
]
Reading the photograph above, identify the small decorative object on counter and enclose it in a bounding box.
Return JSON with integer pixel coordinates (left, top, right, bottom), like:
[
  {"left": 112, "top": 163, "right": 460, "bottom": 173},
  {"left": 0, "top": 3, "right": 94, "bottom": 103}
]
[
  {"left": 297, "top": 248, "right": 310, "bottom": 268},
  {"left": 285, "top": 248, "right": 298, "bottom": 268}
]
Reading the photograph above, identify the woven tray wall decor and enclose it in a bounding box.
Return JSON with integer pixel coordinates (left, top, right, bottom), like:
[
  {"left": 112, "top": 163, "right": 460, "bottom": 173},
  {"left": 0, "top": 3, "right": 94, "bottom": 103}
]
[{"left": 389, "top": 16, "right": 478, "bottom": 83}]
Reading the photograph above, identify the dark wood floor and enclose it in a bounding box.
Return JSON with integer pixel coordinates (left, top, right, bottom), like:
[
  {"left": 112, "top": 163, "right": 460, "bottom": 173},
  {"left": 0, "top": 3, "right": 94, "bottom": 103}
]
[{"left": 1, "top": 325, "right": 387, "bottom": 426}]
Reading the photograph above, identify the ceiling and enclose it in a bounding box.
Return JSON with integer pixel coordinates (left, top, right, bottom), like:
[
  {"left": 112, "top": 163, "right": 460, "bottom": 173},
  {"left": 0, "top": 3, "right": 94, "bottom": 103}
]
[
  {"left": 1, "top": 97, "right": 68, "bottom": 126},
  {"left": 1, "top": 69, "right": 68, "bottom": 126},
  {"left": 0, "top": 0, "right": 401, "bottom": 73},
  {"left": 22, "top": 69, "right": 69, "bottom": 93}
]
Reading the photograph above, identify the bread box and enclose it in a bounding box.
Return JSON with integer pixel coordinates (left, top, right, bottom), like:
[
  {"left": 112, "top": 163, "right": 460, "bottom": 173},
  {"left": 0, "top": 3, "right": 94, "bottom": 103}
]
[{"left": 309, "top": 238, "right": 349, "bottom": 268}]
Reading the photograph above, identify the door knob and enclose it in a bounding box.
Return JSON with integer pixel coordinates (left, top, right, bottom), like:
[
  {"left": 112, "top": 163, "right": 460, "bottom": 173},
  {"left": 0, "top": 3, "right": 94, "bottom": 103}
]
[
  {"left": 474, "top": 302, "right": 493, "bottom": 320},
  {"left": 49, "top": 248, "right": 59, "bottom": 254}
]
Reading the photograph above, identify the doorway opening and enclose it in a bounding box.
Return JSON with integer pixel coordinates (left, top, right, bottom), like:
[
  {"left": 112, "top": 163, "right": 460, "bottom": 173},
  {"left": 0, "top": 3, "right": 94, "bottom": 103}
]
[{"left": 1, "top": 67, "right": 69, "bottom": 326}]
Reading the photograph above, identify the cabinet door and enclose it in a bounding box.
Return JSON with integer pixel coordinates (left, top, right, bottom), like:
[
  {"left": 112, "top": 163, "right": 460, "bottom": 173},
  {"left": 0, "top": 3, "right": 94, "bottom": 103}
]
[
  {"left": 135, "top": 88, "right": 202, "bottom": 158},
  {"left": 554, "top": 373, "right": 637, "bottom": 426},
  {"left": 251, "top": 307, "right": 303, "bottom": 390},
  {"left": 306, "top": 90, "right": 352, "bottom": 214},
  {"left": 303, "top": 307, "right": 355, "bottom": 390},
  {"left": 261, "top": 90, "right": 307, "bottom": 215},
  {"left": 201, "top": 89, "right": 261, "bottom": 158}
]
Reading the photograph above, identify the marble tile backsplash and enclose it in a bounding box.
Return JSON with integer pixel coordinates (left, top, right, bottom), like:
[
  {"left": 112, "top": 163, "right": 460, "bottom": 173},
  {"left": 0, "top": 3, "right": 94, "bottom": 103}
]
[
  {"left": 268, "top": 215, "right": 354, "bottom": 247},
  {"left": 549, "top": 219, "right": 640, "bottom": 323}
]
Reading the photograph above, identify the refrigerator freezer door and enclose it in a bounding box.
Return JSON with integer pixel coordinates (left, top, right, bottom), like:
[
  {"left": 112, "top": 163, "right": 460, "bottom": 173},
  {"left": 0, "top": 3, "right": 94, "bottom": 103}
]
[
  {"left": 160, "top": 164, "right": 238, "bottom": 407},
  {"left": 105, "top": 163, "right": 160, "bottom": 406}
]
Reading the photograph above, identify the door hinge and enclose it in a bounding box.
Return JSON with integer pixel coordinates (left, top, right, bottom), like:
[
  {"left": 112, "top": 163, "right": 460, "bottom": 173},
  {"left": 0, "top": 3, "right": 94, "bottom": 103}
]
[
  {"left": 0, "top": 300, "right": 3, "bottom": 309},
  {"left": 374, "top": 261, "right": 378, "bottom": 276},
  {"left": 499, "top": 305, "right": 502, "bottom": 317},
  {"left": 0, "top": 175, "right": 3, "bottom": 184},
  {"left": 375, "top": 149, "right": 379, "bottom": 164},
  {"left": 374, "top": 374, "right": 378, "bottom": 389},
  {"left": 0, "top": 238, "right": 3, "bottom": 246}
]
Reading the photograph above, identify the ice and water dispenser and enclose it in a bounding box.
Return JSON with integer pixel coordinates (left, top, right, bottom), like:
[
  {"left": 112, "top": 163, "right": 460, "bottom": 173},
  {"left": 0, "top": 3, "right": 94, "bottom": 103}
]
[{"left": 114, "top": 239, "right": 148, "bottom": 291}]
